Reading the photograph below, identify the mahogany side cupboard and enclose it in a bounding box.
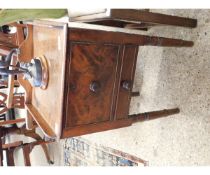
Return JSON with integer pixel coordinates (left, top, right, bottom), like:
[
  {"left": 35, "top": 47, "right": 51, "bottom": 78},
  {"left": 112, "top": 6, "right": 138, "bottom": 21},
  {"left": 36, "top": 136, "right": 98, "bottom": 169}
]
[{"left": 13, "top": 20, "right": 193, "bottom": 140}]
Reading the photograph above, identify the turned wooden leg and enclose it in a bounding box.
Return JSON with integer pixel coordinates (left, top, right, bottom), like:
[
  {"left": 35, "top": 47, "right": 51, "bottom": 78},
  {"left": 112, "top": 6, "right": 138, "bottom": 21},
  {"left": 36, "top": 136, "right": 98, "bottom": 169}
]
[
  {"left": 129, "top": 108, "right": 180, "bottom": 123},
  {"left": 143, "top": 36, "right": 194, "bottom": 47}
]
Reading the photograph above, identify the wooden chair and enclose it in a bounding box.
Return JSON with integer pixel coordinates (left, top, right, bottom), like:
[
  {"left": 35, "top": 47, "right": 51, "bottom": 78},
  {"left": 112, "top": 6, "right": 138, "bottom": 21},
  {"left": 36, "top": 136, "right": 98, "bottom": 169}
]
[
  {"left": 0, "top": 122, "right": 54, "bottom": 166},
  {"left": 0, "top": 126, "right": 53, "bottom": 166},
  {"left": 0, "top": 90, "right": 53, "bottom": 166},
  {"left": 70, "top": 9, "right": 197, "bottom": 30}
]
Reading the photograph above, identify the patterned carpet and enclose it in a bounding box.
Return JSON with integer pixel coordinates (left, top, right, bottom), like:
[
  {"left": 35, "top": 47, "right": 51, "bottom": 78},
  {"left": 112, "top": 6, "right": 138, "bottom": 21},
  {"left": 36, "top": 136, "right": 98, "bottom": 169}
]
[{"left": 64, "top": 137, "right": 148, "bottom": 166}]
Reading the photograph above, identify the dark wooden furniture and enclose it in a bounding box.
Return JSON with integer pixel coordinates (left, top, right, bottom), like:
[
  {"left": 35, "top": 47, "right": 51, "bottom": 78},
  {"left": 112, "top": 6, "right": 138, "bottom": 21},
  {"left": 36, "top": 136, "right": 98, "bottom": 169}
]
[
  {"left": 15, "top": 20, "right": 194, "bottom": 140},
  {"left": 70, "top": 9, "right": 197, "bottom": 30},
  {"left": 61, "top": 28, "right": 184, "bottom": 138}
]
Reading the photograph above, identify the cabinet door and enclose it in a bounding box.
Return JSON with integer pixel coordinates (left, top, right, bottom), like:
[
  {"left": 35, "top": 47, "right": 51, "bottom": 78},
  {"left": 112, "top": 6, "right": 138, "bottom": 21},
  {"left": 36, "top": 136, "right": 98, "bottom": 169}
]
[{"left": 65, "top": 42, "right": 120, "bottom": 127}]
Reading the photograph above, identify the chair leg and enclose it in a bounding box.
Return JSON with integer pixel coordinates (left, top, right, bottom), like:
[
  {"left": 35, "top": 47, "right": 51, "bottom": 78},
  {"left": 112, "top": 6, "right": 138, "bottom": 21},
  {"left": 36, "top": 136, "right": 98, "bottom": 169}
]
[
  {"left": 2, "top": 125, "right": 53, "bottom": 164},
  {"left": 23, "top": 131, "right": 53, "bottom": 164},
  {"left": 6, "top": 149, "right": 15, "bottom": 166},
  {"left": 40, "top": 144, "right": 53, "bottom": 164},
  {"left": 129, "top": 108, "right": 180, "bottom": 123},
  {"left": 28, "top": 134, "right": 53, "bottom": 164},
  {"left": 2, "top": 141, "right": 23, "bottom": 166},
  {"left": 22, "top": 145, "right": 31, "bottom": 166},
  {"left": 22, "top": 140, "right": 53, "bottom": 166}
]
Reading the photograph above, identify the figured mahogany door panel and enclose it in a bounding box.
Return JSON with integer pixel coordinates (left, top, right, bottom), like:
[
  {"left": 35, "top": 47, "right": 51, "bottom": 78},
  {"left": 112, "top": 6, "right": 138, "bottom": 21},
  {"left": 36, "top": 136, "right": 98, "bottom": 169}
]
[
  {"left": 114, "top": 45, "right": 139, "bottom": 120},
  {"left": 65, "top": 42, "right": 120, "bottom": 127}
]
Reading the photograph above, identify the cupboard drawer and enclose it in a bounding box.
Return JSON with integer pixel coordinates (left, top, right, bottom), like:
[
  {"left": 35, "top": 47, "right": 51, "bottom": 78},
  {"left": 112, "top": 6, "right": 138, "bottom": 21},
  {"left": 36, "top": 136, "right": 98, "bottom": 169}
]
[
  {"left": 65, "top": 42, "right": 120, "bottom": 127},
  {"left": 114, "top": 45, "right": 139, "bottom": 119}
]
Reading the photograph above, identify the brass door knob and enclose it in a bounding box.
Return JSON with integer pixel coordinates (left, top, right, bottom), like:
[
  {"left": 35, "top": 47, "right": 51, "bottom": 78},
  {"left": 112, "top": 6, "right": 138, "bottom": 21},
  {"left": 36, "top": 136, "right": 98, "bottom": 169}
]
[
  {"left": 121, "top": 80, "right": 131, "bottom": 90},
  {"left": 90, "top": 81, "right": 101, "bottom": 93}
]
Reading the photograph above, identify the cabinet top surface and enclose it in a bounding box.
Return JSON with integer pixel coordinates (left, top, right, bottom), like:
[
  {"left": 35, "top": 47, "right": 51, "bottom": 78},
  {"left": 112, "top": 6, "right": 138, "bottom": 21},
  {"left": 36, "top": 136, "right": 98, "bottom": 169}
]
[{"left": 23, "top": 20, "right": 68, "bottom": 138}]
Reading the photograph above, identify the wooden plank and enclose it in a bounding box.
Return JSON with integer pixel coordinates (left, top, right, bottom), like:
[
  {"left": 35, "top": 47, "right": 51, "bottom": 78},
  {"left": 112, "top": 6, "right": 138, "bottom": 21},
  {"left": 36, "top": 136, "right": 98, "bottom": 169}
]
[
  {"left": 110, "top": 9, "right": 197, "bottom": 28},
  {"left": 69, "top": 28, "right": 194, "bottom": 47},
  {"left": 0, "top": 118, "right": 25, "bottom": 126},
  {"left": 2, "top": 141, "right": 23, "bottom": 149},
  {"left": 17, "top": 24, "right": 34, "bottom": 129},
  {"left": 17, "top": 24, "right": 33, "bottom": 103},
  {"left": 70, "top": 10, "right": 109, "bottom": 22},
  {"left": 6, "top": 56, "right": 18, "bottom": 109}
]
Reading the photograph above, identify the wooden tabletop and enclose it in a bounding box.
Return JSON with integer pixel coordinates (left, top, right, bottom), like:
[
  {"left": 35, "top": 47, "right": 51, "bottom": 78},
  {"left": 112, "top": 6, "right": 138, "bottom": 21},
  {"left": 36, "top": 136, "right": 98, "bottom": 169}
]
[{"left": 19, "top": 20, "right": 67, "bottom": 139}]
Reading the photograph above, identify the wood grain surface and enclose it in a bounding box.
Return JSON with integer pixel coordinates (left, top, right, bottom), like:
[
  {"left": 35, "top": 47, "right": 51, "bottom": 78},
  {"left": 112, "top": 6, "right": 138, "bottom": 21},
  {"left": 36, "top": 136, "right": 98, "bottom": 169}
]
[
  {"left": 65, "top": 42, "right": 120, "bottom": 127},
  {"left": 31, "top": 20, "right": 67, "bottom": 138}
]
